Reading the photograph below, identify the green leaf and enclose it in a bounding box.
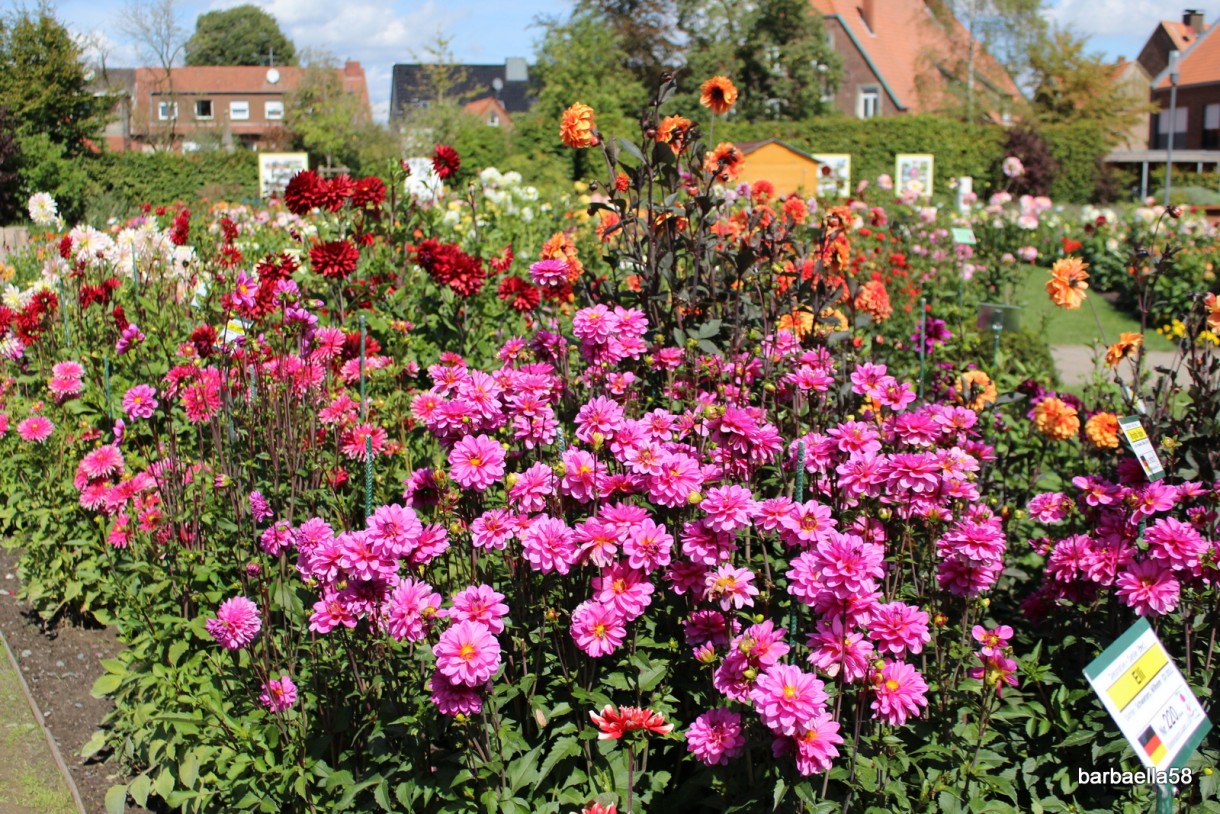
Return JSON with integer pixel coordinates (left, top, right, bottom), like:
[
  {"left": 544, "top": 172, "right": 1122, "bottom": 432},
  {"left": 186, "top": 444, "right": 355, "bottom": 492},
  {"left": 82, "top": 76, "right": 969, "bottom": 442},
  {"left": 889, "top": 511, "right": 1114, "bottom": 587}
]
[
  {"left": 537, "top": 736, "right": 580, "bottom": 786},
  {"left": 80, "top": 730, "right": 108, "bottom": 759},
  {"left": 129, "top": 773, "right": 152, "bottom": 807},
  {"left": 91, "top": 673, "right": 122, "bottom": 697},
  {"left": 180, "top": 750, "right": 199, "bottom": 788},
  {"left": 105, "top": 784, "right": 127, "bottom": 814}
]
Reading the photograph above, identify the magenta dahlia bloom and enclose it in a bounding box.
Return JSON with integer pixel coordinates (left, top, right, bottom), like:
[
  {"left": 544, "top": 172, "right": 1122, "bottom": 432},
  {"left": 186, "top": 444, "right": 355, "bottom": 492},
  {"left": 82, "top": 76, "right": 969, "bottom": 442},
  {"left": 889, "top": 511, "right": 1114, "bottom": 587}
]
[
  {"left": 434, "top": 620, "right": 501, "bottom": 687},
  {"left": 791, "top": 712, "right": 844, "bottom": 775},
  {"left": 249, "top": 490, "right": 273, "bottom": 523},
  {"left": 812, "top": 533, "right": 885, "bottom": 596},
  {"left": 17, "top": 415, "right": 54, "bottom": 443},
  {"left": 750, "top": 663, "right": 828, "bottom": 736},
  {"left": 868, "top": 602, "right": 930, "bottom": 656},
  {"left": 449, "top": 434, "right": 506, "bottom": 491},
  {"left": 48, "top": 375, "right": 84, "bottom": 400},
  {"left": 429, "top": 668, "right": 485, "bottom": 717},
  {"left": 122, "top": 384, "right": 158, "bottom": 419},
  {"left": 686, "top": 708, "right": 746, "bottom": 766},
  {"left": 1145, "top": 517, "right": 1207, "bottom": 571},
  {"left": 701, "top": 485, "right": 759, "bottom": 533},
  {"left": 971, "top": 624, "right": 1014, "bottom": 657},
  {"left": 449, "top": 584, "right": 510, "bottom": 634},
  {"left": 520, "top": 515, "right": 578, "bottom": 575},
  {"left": 382, "top": 577, "right": 443, "bottom": 642},
  {"left": 705, "top": 564, "right": 759, "bottom": 610},
  {"left": 366, "top": 502, "right": 424, "bottom": 558},
  {"left": 870, "top": 661, "right": 928, "bottom": 726},
  {"left": 1027, "top": 491, "right": 1071, "bottom": 523},
  {"left": 528, "top": 258, "right": 569, "bottom": 287},
  {"left": 205, "top": 596, "right": 262, "bottom": 650},
  {"left": 77, "top": 445, "right": 124, "bottom": 482},
  {"left": 471, "top": 508, "right": 518, "bottom": 551},
  {"left": 806, "top": 617, "right": 874, "bottom": 682},
  {"left": 1116, "top": 559, "right": 1180, "bottom": 616},
  {"left": 592, "top": 561, "right": 654, "bottom": 620},
  {"left": 259, "top": 675, "right": 298, "bottom": 712},
  {"left": 570, "top": 600, "right": 627, "bottom": 657},
  {"left": 624, "top": 518, "right": 673, "bottom": 573}
]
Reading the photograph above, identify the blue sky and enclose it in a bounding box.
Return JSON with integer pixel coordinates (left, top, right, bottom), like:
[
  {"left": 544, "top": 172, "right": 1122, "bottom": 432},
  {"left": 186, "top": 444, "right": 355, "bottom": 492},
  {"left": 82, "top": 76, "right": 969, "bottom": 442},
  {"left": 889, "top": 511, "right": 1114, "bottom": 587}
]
[{"left": 45, "top": 0, "right": 1220, "bottom": 121}]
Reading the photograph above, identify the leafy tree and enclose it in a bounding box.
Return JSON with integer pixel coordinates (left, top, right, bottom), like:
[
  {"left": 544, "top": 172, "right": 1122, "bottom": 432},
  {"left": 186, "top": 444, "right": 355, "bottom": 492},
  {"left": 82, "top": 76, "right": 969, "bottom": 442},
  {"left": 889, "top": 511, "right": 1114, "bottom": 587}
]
[
  {"left": 929, "top": 0, "right": 1045, "bottom": 118},
  {"left": 731, "top": 0, "right": 840, "bottom": 120},
  {"left": 0, "top": 9, "right": 114, "bottom": 156},
  {"left": 284, "top": 51, "right": 378, "bottom": 170},
  {"left": 576, "top": 0, "right": 680, "bottom": 92},
  {"left": 185, "top": 5, "right": 296, "bottom": 67},
  {"left": 0, "top": 106, "right": 21, "bottom": 224},
  {"left": 1027, "top": 27, "right": 1150, "bottom": 145}
]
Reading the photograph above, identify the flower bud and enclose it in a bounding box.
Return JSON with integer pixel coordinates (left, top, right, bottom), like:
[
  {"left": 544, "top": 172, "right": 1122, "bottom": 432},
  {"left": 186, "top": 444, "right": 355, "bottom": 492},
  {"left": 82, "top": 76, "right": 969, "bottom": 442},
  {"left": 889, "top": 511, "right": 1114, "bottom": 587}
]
[
  {"left": 505, "top": 472, "right": 519, "bottom": 487},
  {"left": 743, "top": 667, "right": 758, "bottom": 680},
  {"left": 687, "top": 490, "right": 703, "bottom": 505},
  {"left": 591, "top": 432, "right": 605, "bottom": 451}
]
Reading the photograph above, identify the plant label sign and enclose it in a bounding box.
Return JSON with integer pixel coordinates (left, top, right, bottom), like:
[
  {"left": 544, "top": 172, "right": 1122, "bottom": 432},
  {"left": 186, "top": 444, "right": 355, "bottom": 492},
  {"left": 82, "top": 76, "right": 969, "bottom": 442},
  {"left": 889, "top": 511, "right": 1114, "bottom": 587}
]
[
  {"left": 1117, "top": 416, "right": 1164, "bottom": 481},
  {"left": 950, "top": 227, "right": 976, "bottom": 245},
  {"left": 1084, "top": 618, "right": 1211, "bottom": 772}
]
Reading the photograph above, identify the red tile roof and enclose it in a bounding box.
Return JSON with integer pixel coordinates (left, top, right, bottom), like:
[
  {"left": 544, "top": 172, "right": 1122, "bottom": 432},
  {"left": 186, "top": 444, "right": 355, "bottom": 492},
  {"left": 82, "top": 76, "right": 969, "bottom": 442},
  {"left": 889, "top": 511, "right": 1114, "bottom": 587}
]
[
  {"left": 1164, "top": 20, "right": 1203, "bottom": 51},
  {"left": 1156, "top": 21, "right": 1220, "bottom": 88},
  {"left": 810, "top": 0, "right": 1021, "bottom": 114}
]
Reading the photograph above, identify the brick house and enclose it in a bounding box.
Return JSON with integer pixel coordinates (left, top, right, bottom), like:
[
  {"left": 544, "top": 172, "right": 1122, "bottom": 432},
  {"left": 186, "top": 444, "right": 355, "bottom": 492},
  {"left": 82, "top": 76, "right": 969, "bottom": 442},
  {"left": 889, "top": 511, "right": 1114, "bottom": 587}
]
[
  {"left": 810, "top": 0, "right": 1022, "bottom": 120},
  {"left": 1150, "top": 11, "right": 1220, "bottom": 150},
  {"left": 104, "top": 61, "right": 370, "bottom": 152}
]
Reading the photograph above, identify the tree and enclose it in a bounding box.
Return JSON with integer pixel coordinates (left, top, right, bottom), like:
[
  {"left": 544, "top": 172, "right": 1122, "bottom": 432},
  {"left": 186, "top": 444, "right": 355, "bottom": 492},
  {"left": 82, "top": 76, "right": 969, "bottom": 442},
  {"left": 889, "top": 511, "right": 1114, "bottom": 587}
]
[
  {"left": 576, "top": 0, "right": 680, "bottom": 92},
  {"left": 1027, "top": 28, "right": 1150, "bottom": 145},
  {"left": 185, "top": 5, "right": 296, "bottom": 67},
  {"left": 0, "top": 9, "right": 114, "bottom": 155},
  {"left": 0, "top": 107, "right": 21, "bottom": 224},
  {"left": 121, "top": 0, "right": 188, "bottom": 148},
  {"left": 731, "top": 0, "right": 840, "bottom": 120},
  {"left": 284, "top": 51, "right": 371, "bottom": 169},
  {"left": 930, "top": 0, "right": 1045, "bottom": 117}
]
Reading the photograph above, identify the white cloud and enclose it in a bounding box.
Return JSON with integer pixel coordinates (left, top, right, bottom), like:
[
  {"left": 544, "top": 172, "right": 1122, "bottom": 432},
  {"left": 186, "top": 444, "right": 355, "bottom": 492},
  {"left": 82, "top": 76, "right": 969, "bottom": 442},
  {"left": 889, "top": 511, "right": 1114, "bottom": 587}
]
[{"left": 1044, "top": 0, "right": 1220, "bottom": 45}]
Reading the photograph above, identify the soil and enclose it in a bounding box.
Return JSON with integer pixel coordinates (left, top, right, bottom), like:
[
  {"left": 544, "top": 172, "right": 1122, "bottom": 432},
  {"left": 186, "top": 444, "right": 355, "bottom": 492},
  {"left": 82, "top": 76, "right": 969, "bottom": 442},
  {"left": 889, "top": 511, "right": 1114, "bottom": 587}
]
[{"left": 0, "top": 547, "right": 150, "bottom": 814}]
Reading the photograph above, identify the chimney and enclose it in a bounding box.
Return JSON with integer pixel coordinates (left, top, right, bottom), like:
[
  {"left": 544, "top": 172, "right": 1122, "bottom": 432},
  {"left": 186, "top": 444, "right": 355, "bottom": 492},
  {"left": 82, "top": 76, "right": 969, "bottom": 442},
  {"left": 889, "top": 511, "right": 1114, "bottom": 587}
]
[
  {"left": 504, "top": 57, "right": 528, "bottom": 83},
  {"left": 1184, "top": 9, "right": 1205, "bottom": 34},
  {"left": 861, "top": 0, "right": 875, "bottom": 31}
]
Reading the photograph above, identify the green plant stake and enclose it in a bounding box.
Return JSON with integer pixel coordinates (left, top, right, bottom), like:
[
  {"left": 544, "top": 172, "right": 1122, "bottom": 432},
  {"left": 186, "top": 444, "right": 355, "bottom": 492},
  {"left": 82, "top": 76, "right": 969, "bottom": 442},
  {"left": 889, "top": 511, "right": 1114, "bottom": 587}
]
[
  {"left": 918, "top": 297, "right": 927, "bottom": 399},
  {"left": 359, "top": 315, "right": 372, "bottom": 517},
  {"left": 58, "top": 278, "right": 70, "bottom": 348},
  {"left": 790, "top": 440, "right": 806, "bottom": 638},
  {"left": 103, "top": 355, "right": 112, "bottom": 420}
]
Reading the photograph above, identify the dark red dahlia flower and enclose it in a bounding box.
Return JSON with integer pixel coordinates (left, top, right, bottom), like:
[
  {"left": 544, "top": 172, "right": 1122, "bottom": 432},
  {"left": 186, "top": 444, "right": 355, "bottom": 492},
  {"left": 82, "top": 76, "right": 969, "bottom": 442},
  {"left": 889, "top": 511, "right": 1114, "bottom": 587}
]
[
  {"left": 310, "top": 240, "right": 360, "bottom": 280},
  {"left": 432, "top": 145, "right": 461, "bottom": 180}
]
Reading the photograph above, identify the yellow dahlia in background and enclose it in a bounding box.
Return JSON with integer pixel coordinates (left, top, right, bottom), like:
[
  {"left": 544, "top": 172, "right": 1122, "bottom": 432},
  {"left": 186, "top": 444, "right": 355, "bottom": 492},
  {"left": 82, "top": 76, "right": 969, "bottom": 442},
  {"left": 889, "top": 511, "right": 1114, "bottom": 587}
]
[
  {"left": 560, "top": 103, "right": 597, "bottom": 148},
  {"left": 700, "top": 76, "right": 738, "bottom": 115},
  {"left": 1084, "top": 412, "right": 1120, "bottom": 449},
  {"left": 956, "top": 370, "right": 997, "bottom": 411},
  {"left": 541, "top": 231, "right": 583, "bottom": 281},
  {"left": 1033, "top": 397, "right": 1080, "bottom": 441},
  {"left": 1104, "top": 332, "right": 1143, "bottom": 367},
  {"left": 1046, "top": 257, "right": 1090, "bottom": 310}
]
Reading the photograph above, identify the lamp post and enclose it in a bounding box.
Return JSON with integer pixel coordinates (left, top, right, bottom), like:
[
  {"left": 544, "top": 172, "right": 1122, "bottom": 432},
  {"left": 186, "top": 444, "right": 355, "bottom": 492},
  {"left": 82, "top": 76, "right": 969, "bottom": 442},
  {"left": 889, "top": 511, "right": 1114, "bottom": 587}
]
[{"left": 1165, "top": 50, "right": 1180, "bottom": 207}]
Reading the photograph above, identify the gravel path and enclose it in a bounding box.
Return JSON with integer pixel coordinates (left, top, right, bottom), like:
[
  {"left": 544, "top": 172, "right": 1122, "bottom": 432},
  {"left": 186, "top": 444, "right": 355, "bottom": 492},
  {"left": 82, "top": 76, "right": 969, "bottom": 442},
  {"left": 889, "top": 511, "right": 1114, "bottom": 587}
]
[{"left": 1049, "top": 347, "right": 1186, "bottom": 388}]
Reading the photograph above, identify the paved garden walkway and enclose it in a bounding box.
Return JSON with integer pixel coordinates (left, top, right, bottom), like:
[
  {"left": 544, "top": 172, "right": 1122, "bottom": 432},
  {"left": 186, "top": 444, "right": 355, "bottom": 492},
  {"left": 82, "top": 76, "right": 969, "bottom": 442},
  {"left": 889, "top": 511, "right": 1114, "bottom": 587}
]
[{"left": 1049, "top": 347, "right": 1185, "bottom": 389}]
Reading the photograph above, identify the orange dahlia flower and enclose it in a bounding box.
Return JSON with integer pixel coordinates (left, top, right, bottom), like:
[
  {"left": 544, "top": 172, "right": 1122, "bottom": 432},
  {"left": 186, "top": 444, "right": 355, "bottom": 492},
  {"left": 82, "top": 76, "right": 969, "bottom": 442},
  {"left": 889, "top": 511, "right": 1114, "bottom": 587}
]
[
  {"left": 855, "top": 278, "right": 893, "bottom": 323},
  {"left": 1204, "top": 292, "right": 1220, "bottom": 333},
  {"left": 700, "top": 76, "right": 738, "bottom": 115},
  {"left": 703, "top": 142, "right": 744, "bottom": 181},
  {"left": 596, "top": 211, "right": 621, "bottom": 243},
  {"left": 956, "top": 370, "right": 997, "bottom": 411},
  {"left": 656, "top": 115, "right": 694, "bottom": 155},
  {"left": 560, "top": 103, "right": 598, "bottom": 148},
  {"left": 541, "top": 231, "right": 583, "bottom": 281},
  {"left": 1104, "top": 332, "right": 1143, "bottom": 367},
  {"left": 1084, "top": 412, "right": 1120, "bottom": 449},
  {"left": 1045, "top": 257, "right": 1090, "bottom": 310},
  {"left": 1033, "top": 397, "right": 1080, "bottom": 441},
  {"left": 777, "top": 309, "right": 815, "bottom": 338}
]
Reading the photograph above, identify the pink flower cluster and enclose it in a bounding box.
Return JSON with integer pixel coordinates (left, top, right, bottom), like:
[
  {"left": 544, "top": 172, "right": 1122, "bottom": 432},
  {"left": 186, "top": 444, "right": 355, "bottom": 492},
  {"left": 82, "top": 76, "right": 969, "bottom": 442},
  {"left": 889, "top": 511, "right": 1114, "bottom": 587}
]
[
  {"left": 1028, "top": 477, "right": 1218, "bottom": 619},
  {"left": 47, "top": 361, "right": 84, "bottom": 402}
]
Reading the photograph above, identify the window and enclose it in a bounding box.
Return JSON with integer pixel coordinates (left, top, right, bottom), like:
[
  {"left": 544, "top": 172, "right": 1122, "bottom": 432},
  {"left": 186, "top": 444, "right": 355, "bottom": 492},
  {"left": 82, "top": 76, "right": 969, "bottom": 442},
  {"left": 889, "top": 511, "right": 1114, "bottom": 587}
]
[
  {"left": 488, "top": 112, "right": 500, "bottom": 127},
  {"left": 265, "top": 100, "right": 284, "bottom": 120},
  {"left": 1204, "top": 104, "right": 1220, "bottom": 149},
  {"left": 194, "top": 99, "right": 213, "bottom": 119},
  {"left": 1155, "top": 107, "right": 1188, "bottom": 149},
  {"left": 230, "top": 100, "right": 250, "bottom": 121},
  {"left": 857, "top": 86, "right": 880, "bottom": 119},
  {"left": 158, "top": 101, "right": 178, "bottom": 120}
]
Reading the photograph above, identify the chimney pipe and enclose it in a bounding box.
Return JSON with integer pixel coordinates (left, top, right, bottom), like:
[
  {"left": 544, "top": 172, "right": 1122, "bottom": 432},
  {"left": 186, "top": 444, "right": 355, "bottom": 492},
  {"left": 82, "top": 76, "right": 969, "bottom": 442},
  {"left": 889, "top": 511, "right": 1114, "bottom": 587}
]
[
  {"left": 862, "top": 0, "right": 875, "bottom": 31},
  {"left": 1184, "top": 9, "right": 1205, "bottom": 34}
]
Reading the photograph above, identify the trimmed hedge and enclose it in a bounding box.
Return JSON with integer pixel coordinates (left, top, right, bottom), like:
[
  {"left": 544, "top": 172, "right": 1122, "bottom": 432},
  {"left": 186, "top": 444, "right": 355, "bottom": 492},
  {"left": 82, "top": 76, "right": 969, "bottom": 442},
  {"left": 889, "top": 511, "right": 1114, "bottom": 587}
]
[{"left": 86, "top": 150, "right": 260, "bottom": 215}]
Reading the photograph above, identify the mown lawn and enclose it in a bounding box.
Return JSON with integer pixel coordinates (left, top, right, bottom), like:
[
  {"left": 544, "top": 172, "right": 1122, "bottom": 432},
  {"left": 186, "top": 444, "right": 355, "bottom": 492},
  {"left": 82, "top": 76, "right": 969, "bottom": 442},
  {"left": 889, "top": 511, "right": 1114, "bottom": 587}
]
[{"left": 1015, "top": 265, "right": 1175, "bottom": 351}]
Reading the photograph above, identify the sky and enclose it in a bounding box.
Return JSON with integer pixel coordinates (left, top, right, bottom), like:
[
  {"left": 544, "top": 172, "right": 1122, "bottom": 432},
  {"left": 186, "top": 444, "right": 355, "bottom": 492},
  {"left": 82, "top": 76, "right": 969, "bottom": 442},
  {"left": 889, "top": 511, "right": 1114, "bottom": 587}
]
[{"left": 38, "top": 0, "right": 1220, "bottom": 122}]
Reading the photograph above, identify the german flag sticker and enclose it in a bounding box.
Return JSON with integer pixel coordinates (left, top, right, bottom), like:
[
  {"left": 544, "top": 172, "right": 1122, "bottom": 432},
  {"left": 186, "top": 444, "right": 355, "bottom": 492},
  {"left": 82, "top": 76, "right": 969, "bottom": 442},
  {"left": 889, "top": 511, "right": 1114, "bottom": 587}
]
[{"left": 1140, "top": 726, "right": 1167, "bottom": 764}]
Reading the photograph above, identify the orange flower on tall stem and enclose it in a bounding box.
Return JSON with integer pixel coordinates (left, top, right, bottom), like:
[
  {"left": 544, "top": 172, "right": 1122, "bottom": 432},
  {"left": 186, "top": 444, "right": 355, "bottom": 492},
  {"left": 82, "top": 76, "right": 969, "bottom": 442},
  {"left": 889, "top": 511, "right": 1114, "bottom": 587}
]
[
  {"left": 560, "top": 102, "right": 598, "bottom": 148},
  {"left": 703, "top": 142, "right": 744, "bottom": 181},
  {"left": 656, "top": 115, "right": 694, "bottom": 155},
  {"left": 1085, "top": 412, "right": 1120, "bottom": 449},
  {"left": 1033, "top": 397, "right": 1080, "bottom": 441},
  {"left": 1204, "top": 292, "right": 1220, "bottom": 333},
  {"left": 956, "top": 370, "right": 997, "bottom": 411},
  {"left": 1045, "top": 257, "right": 1090, "bottom": 310},
  {"left": 699, "top": 76, "right": 738, "bottom": 115},
  {"left": 1104, "top": 332, "right": 1143, "bottom": 367}
]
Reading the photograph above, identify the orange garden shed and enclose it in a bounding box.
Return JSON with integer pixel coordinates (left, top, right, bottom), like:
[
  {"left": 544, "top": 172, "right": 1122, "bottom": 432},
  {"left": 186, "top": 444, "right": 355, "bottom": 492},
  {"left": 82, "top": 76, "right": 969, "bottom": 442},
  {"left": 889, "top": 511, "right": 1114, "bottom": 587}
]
[{"left": 737, "top": 140, "right": 822, "bottom": 197}]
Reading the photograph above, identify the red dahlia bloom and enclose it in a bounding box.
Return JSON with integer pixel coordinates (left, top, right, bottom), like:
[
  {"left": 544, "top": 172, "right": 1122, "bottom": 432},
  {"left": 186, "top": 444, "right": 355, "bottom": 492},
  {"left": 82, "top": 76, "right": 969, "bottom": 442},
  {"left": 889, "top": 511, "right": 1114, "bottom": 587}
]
[
  {"left": 497, "top": 276, "right": 540, "bottom": 312},
  {"left": 433, "top": 144, "right": 461, "bottom": 180},
  {"left": 589, "top": 704, "right": 674, "bottom": 740},
  {"left": 351, "top": 177, "right": 387, "bottom": 208},
  {"left": 415, "top": 238, "right": 485, "bottom": 297},
  {"left": 321, "top": 174, "right": 356, "bottom": 212},
  {"left": 283, "top": 170, "right": 326, "bottom": 216},
  {"left": 310, "top": 240, "right": 360, "bottom": 280}
]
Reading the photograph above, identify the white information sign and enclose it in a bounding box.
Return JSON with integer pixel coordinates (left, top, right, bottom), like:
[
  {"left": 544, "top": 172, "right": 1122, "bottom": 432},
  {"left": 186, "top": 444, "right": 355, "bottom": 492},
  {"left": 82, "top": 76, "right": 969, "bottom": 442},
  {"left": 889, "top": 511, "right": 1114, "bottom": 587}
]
[
  {"left": 1083, "top": 618, "right": 1211, "bottom": 771},
  {"left": 1117, "top": 415, "right": 1165, "bottom": 481}
]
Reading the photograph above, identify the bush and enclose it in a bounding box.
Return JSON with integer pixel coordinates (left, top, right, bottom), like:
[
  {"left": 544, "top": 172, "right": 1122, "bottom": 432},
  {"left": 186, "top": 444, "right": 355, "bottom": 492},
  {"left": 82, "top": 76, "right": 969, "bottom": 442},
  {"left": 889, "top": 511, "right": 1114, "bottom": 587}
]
[
  {"left": 85, "top": 150, "right": 260, "bottom": 215},
  {"left": 1040, "top": 122, "right": 1107, "bottom": 203}
]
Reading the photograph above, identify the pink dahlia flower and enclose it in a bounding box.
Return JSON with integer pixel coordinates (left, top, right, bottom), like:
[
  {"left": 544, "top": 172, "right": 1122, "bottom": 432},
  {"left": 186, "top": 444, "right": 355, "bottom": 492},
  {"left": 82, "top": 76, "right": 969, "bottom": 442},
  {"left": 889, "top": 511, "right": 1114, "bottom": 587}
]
[
  {"left": 433, "top": 619, "right": 501, "bottom": 687},
  {"left": 205, "top": 596, "right": 262, "bottom": 650}
]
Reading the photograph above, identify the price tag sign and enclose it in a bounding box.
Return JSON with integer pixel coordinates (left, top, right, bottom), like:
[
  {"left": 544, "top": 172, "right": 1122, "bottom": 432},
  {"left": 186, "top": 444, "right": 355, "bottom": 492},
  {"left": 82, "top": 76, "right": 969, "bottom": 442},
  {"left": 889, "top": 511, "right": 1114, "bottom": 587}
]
[
  {"left": 1084, "top": 618, "right": 1211, "bottom": 771},
  {"left": 951, "top": 227, "right": 977, "bottom": 245},
  {"left": 1117, "top": 415, "right": 1164, "bottom": 481}
]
